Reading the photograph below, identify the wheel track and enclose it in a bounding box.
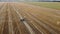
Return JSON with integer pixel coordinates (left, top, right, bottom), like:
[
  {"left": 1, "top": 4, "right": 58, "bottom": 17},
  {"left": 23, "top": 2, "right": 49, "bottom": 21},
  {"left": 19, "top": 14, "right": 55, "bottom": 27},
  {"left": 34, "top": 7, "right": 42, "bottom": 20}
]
[
  {"left": 12, "top": 5, "right": 35, "bottom": 34},
  {"left": 12, "top": 5, "right": 49, "bottom": 34},
  {"left": 16, "top": 8, "right": 51, "bottom": 34},
  {"left": 10, "top": 4, "right": 30, "bottom": 34},
  {"left": 24, "top": 11, "right": 59, "bottom": 34},
  {"left": 14, "top": 6, "right": 59, "bottom": 34},
  {"left": 0, "top": 3, "right": 8, "bottom": 34},
  {"left": 9, "top": 5, "right": 20, "bottom": 34},
  {"left": 2, "top": 7, "right": 9, "bottom": 34},
  {"left": 27, "top": 12, "right": 60, "bottom": 33},
  {"left": 8, "top": 4, "right": 14, "bottom": 34}
]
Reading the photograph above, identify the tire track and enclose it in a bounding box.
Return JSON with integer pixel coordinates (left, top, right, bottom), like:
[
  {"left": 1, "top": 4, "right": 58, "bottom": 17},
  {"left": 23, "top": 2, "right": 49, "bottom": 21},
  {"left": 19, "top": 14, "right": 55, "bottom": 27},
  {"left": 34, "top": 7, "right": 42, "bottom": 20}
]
[
  {"left": 18, "top": 10, "right": 49, "bottom": 34},
  {"left": 26, "top": 11, "right": 60, "bottom": 34},
  {"left": 2, "top": 8, "right": 9, "bottom": 34},
  {"left": 12, "top": 6, "right": 35, "bottom": 34},
  {"left": 10, "top": 5, "right": 20, "bottom": 34},
  {"left": 10, "top": 4, "right": 30, "bottom": 34},
  {"left": 0, "top": 3, "right": 8, "bottom": 34},
  {"left": 8, "top": 4, "right": 14, "bottom": 34},
  {"left": 28, "top": 12, "right": 60, "bottom": 33}
]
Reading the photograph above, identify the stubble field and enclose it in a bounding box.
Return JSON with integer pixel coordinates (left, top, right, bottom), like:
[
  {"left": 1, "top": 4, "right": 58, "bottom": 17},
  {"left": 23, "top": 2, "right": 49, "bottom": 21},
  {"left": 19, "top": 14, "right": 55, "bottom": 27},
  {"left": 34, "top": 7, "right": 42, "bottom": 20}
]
[{"left": 0, "top": 2, "right": 60, "bottom": 34}]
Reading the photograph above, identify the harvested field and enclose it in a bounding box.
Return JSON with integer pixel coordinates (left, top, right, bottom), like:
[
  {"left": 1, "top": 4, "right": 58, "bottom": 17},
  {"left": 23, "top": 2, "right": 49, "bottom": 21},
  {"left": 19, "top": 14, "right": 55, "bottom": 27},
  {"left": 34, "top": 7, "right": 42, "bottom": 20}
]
[{"left": 0, "top": 2, "right": 60, "bottom": 34}]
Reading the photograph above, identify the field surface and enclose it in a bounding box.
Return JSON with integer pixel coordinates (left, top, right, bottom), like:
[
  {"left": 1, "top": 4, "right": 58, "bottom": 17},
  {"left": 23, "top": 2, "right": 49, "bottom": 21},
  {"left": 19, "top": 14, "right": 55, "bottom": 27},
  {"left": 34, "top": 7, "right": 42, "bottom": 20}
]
[
  {"left": 27, "top": 2, "right": 60, "bottom": 10},
  {"left": 0, "top": 2, "right": 60, "bottom": 34}
]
